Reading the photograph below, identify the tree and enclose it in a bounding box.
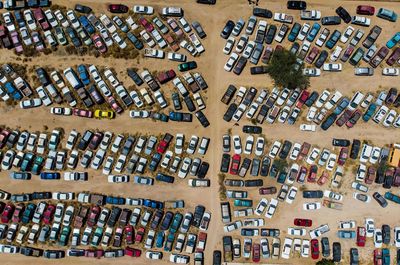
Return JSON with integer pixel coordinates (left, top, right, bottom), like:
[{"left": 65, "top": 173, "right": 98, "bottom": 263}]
[
  {"left": 316, "top": 259, "right": 335, "bottom": 265},
  {"left": 273, "top": 159, "right": 288, "bottom": 172},
  {"left": 265, "top": 48, "right": 310, "bottom": 89}
]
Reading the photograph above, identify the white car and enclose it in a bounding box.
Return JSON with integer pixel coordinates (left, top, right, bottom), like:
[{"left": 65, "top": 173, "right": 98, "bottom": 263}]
[
  {"left": 254, "top": 137, "right": 265, "bottom": 156},
  {"left": 20, "top": 99, "right": 42, "bottom": 109},
  {"left": 265, "top": 198, "right": 278, "bottom": 218},
  {"left": 224, "top": 52, "right": 239, "bottom": 71},
  {"left": 383, "top": 110, "right": 397, "bottom": 127},
  {"left": 324, "top": 190, "right": 343, "bottom": 201},
  {"left": 306, "top": 148, "right": 320, "bottom": 165},
  {"left": 289, "top": 143, "right": 301, "bottom": 160},
  {"left": 365, "top": 218, "right": 375, "bottom": 237},
  {"left": 242, "top": 41, "right": 255, "bottom": 59},
  {"left": 301, "top": 239, "right": 310, "bottom": 258},
  {"left": 66, "top": 10, "right": 80, "bottom": 29},
  {"left": 323, "top": 63, "right": 342, "bottom": 72},
  {"left": 316, "top": 90, "right": 330, "bottom": 107},
  {"left": 255, "top": 198, "right": 268, "bottom": 216},
  {"left": 297, "top": 23, "right": 310, "bottom": 41},
  {"left": 146, "top": 251, "right": 162, "bottom": 260},
  {"left": 382, "top": 68, "right": 399, "bottom": 76},
  {"left": 236, "top": 34, "right": 248, "bottom": 53},
  {"left": 285, "top": 186, "right": 298, "bottom": 204},
  {"left": 269, "top": 141, "right": 281, "bottom": 159},
  {"left": 281, "top": 237, "right": 293, "bottom": 259},
  {"left": 339, "top": 220, "right": 356, "bottom": 229},
  {"left": 246, "top": 102, "right": 259, "bottom": 119},
  {"left": 394, "top": 227, "right": 400, "bottom": 247},
  {"left": 374, "top": 228, "right": 383, "bottom": 248},
  {"left": 330, "top": 46, "right": 343, "bottom": 61},
  {"left": 168, "top": 52, "right": 187, "bottom": 62},
  {"left": 369, "top": 147, "right": 381, "bottom": 164},
  {"left": 325, "top": 91, "right": 342, "bottom": 110},
  {"left": 373, "top": 105, "right": 389, "bottom": 123},
  {"left": 233, "top": 135, "right": 242, "bottom": 154},
  {"left": 243, "top": 135, "right": 254, "bottom": 155},
  {"left": 303, "top": 202, "right": 321, "bottom": 211},
  {"left": 133, "top": 5, "right": 154, "bottom": 14},
  {"left": 178, "top": 17, "right": 191, "bottom": 33},
  {"left": 303, "top": 68, "right": 321, "bottom": 77},
  {"left": 299, "top": 124, "right": 316, "bottom": 132},
  {"left": 223, "top": 220, "right": 242, "bottom": 233},
  {"left": 325, "top": 153, "right": 337, "bottom": 171},
  {"left": 340, "top": 26, "right": 354, "bottom": 43},
  {"left": 352, "top": 16, "right": 371, "bottom": 26},
  {"left": 178, "top": 157, "right": 191, "bottom": 179},
  {"left": 24, "top": 10, "right": 37, "bottom": 30},
  {"left": 50, "top": 107, "right": 72, "bottom": 116},
  {"left": 306, "top": 107, "right": 317, "bottom": 121},
  {"left": 223, "top": 37, "right": 235, "bottom": 55},
  {"left": 288, "top": 227, "right": 306, "bottom": 236}
]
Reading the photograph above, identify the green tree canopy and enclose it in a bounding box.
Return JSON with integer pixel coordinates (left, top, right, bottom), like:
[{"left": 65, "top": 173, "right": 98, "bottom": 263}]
[
  {"left": 316, "top": 258, "right": 335, "bottom": 265},
  {"left": 266, "top": 48, "right": 310, "bottom": 90}
]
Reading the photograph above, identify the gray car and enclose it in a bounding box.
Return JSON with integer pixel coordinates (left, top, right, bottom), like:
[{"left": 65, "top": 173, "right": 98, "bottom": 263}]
[
  {"left": 250, "top": 43, "right": 264, "bottom": 65},
  {"left": 355, "top": 67, "right": 374, "bottom": 76}
]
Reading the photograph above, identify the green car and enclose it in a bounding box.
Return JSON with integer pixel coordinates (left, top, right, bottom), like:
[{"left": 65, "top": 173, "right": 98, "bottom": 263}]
[
  {"left": 22, "top": 203, "right": 36, "bottom": 224},
  {"left": 32, "top": 156, "right": 44, "bottom": 175},
  {"left": 178, "top": 61, "right": 197, "bottom": 72},
  {"left": 58, "top": 227, "right": 71, "bottom": 246},
  {"left": 164, "top": 232, "right": 175, "bottom": 252},
  {"left": 349, "top": 47, "right": 365, "bottom": 66},
  {"left": 234, "top": 199, "right": 253, "bottom": 207}
]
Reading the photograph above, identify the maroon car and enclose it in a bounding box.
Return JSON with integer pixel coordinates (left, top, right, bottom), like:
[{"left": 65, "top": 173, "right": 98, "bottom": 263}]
[
  {"left": 261, "top": 46, "right": 274, "bottom": 64},
  {"left": 87, "top": 206, "right": 100, "bottom": 227},
  {"left": 11, "top": 204, "right": 25, "bottom": 223},
  {"left": 365, "top": 166, "right": 376, "bottom": 185},
  {"left": 337, "top": 147, "right": 348, "bottom": 166},
  {"left": 10, "top": 31, "right": 23, "bottom": 54},
  {"left": 296, "top": 90, "right": 310, "bottom": 108},
  {"left": 33, "top": 8, "right": 50, "bottom": 31},
  {"left": 108, "top": 4, "right": 128, "bottom": 13},
  {"left": 85, "top": 249, "right": 104, "bottom": 258},
  {"left": 106, "top": 96, "right": 123, "bottom": 114},
  {"left": 317, "top": 171, "right": 329, "bottom": 185},
  {"left": 0, "top": 129, "right": 10, "bottom": 148},
  {"left": 307, "top": 165, "right": 318, "bottom": 182},
  {"left": 311, "top": 239, "right": 319, "bottom": 259},
  {"left": 92, "top": 34, "right": 107, "bottom": 54},
  {"left": 252, "top": 243, "right": 260, "bottom": 262},
  {"left": 125, "top": 247, "right": 141, "bottom": 257},
  {"left": 88, "top": 132, "right": 104, "bottom": 150},
  {"left": 305, "top": 47, "right": 320, "bottom": 64},
  {"left": 42, "top": 204, "right": 55, "bottom": 224},
  {"left": 356, "top": 5, "right": 375, "bottom": 15},
  {"left": 157, "top": 69, "right": 176, "bottom": 84},
  {"left": 369, "top": 46, "right": 389, "bottom": 68},
  {"left": 0, "top": 25, "right": 12, "bottom": 49},
  {"left": 138, "top": 17, "right": 154, "bottom": 32},
  {"left": 297, "top": 166, "right": 307, "bottom": 184},
  {"left": 259, "top": 186, "right": 277, "bottom": 195},
  {"left": 294, "top": 218, "right": 313, "bottom": 227},
  {"left": 1, "top": 203, "right": 15, "bottom": 223},
  {"left": 124, "top": 225, "right": 134, "bottom": 245},
  {"left": 336, "top": 109, "right": 352, "bottom": 126},
  {"left": 393, "top": 167, "right": 400, "bottom": 187},
  {"left": 73, "top": 108, "right": 93, "bottom": 118},
  {"left": 387, "top": 47, "right": 400, "bottom": 66},
  {"left": 346, "top": 109, "right": 362, "bottom": 128},
  {"left": 229, "top": 154, "right": 241, "bottom": 175}
]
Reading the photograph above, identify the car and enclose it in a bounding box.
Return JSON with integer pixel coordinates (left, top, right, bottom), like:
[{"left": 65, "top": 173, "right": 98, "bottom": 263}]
[
  {"left": 321, "top": 16, "right": 341, "bottom": 25},
  {"left": 383, "top": 68, "right": 399, "bottom": 76},
  {"left": 133, "top": 5, "right": 154, "bottom": 14},
  {"left": 336, "top": 6, "right": 351, "bottom": 23},
  {"left": 220, "top": 20, "right": 235, "bottom": 39},
  {"left": 377, "top": 8, "right": 397, "bottom": 22}
]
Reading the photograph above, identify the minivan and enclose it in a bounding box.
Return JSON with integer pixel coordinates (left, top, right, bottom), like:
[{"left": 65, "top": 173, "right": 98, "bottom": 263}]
[
  {"left": 161, "top": 7, "right": 183, "bottom": 17},
  {"left": 359, "top": 144, "right": 373, "bottom": 163},
  {"left": 348, "top": 91, "right": 364, "bottom": 110},
  {"left": 63, "top": 67, "right": 83, "bottom": 89}
]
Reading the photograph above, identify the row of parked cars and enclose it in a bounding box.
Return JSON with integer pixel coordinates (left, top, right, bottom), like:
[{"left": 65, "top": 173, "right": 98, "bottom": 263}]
[
  {"left": 220, "top": 3, "right": 399, "bottom": 76},
  {"left": 0, "top": 4, "right": 206, "bottom": 60},
  {"left": 221, "top": 85, "right": 400, "bottom": 129},
  {"left": 0, "top": 127, "right": 211, "bottom": 185}
]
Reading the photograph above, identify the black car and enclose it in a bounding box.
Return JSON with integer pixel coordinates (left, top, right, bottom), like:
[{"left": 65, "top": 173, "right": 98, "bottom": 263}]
[
  {"left": 242, "top": 125, "right": 262, "bottom": 134},
  {"left": 303, "top": 190, "right": 324, "bottom": 198},
  {"left": 241, "top": 228, "right": 259, "bottom": 236},
  {"left": 383, "top": 175, "right": 393, "bottom": 189},
  {"left": 260, "top": 157, "right": 271, "bottom": 176},
  {"left": 350, "top": 248, "right": 359, "bottom": 265},
  {"left": 321, "top": 16, "right": 341, "bottom": 25},
  {"left": 151, "top": 210, "right": 164, "bottom": 229},
  {"left": 375, "top": 167, "right": 385, "bottom": 184},
  {"left": 197, "top": 161, "right": 209, "bottom": 179},
  {"left": 222, "top": 236, "right": 233, "bottom": 261},
  {"left": 350, "top": 139, "right": 361, "bottom": 159},
  {"left": 220, "top": 154, "right": 230, "bottom": 173},
  {"left": 332, "top": 242, "right": 341, "bottom": 262},
  {"left": 233, "top": 56, "right": 247, "bottom": 75},
  {"left": 184, "top": 96, "right": 196, "bottom": 112},
  {"left": 287, "top": 1, "right": 307, "bottom": 10},
  {"left": 256, "top": 104, "right": 269, "bottom": 123},
  {"left": 270, "top": 163, "right": 278, "bottom": 178},
  {"left": 193, "top": 205, "right": 205, "bottom": 227},
  {"left": 197, "top": 0, "right": 216, "bottom": 4},
  {"left": 244, "top": 179, "right": 263, "bottom": 187},
  {"left": 75, "top": 4, "right": 92, "bottom": 14},
  {"left": 32, "top": 192, "right": 52, "bottom": 200},
  {"left": 127, "top": 68, "right": 143, "bottom": 86},
  {"left": 265, "top": 25, "right": 277, "bottom": 44},
  {"left": 315, "top": 50, "right": 328, "bottom": 68},
  {"left": 107, "top": 207, "right": 122, "bottom": 228},
  {"left": 223, "top": 103, "right": 237, "bottom": 122},
  {"left": 20, "top": 246, "right": 43, "bottom": 257},
  {"left": 127, "top": 32, "right": 144, "bottom": 49},
  {"left": 36, "top": 68, "right": 51, "bottom": 86},
  {"left": 373, "top": 192, "right": 388, "bottom": 207},
  {"left": 278, "top": 140, "right": 292, "bottom": 159},
  {"left": 250, "top": 66, "right": 268, "bottom": 75},
  {"left": 195, "top": 110, "right": 210, "bottom": 128},
  {"left": 171, "top": 93, "right": 182, "bottom": 111},
  {"left": 213, "top": 250, "right": 222, "bottom": 265},
  {"left": 336, "top": 6, "right": 351, "bottom": 23},
  {"left": 78, "top": 130, "right": 94, "bottom": 150},
  {"left": 65, "top": 27, "right": 82, "bottom": 47},
  {"left": 321, "top": 237, "right": 330, "bottom": 257},
  {"left": 253, "top": 7, "right": 272, "bottom": 18},
  {"left": 305, "top": 91, "right": 319, "bottom": 107},
  {"left": 321, "top": 113, "right": 337, "bottom": 130},
  {"left": 386, "top": 87, "right": 398, "bottom": 104},
  {"left": 121, "top": 136, "right": 135, "bottom": 156},
  {"left": 332, "top": 138, "right": 350, "bottom": 147},
  {"left": 382, "top": 224, "right": 390, "bottom": 244},
  {"left": 220, "top": 20, "right": 235, "bottom": 39}
]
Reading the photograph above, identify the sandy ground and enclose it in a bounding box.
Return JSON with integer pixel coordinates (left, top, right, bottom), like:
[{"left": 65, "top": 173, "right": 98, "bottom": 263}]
[{"left": 0, "top": 0, "right": 399, "bottom": 264}]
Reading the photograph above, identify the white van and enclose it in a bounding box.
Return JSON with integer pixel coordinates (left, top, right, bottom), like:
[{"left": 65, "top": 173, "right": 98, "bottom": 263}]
[
  {"left": 359, "top": 144, "right": 373, "bottom": 163},
  {"left": 63, "top": 68, "right": 83, "bottom": 89},
  {"left": 348, "top": 91, "right": 364, "bottom": 110},
  {"left": 161, "top": 7, "right": 183, "bottom": 17}
]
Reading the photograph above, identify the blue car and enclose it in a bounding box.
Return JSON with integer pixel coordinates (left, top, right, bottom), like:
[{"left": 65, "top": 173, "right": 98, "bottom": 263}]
[
  {"left": 362, "top": 103, "right": 377, "bottom": 122},
  {"left": 155, "top": 231, "right": 165, "bottom": 248},
  {"left": 40, "top": 172, "right": 60, "bottom": 180},
  {"left": 10, "top": 172, "right": 31, "bottom": 180},
  {"left": 77, "top": 65, "right": 90, "bottom": 85},
  {"left": 5, "top": 82, "right": 23, "bottom": 100},
  {"left": 337, "top": 230, "right": 356, "bottom": 238},
  {"left": 288, "top": 22, "right": 301, "bottom": 42},
  {"left": 143, "top": 199, "right": 164, "bottom": 209},
  {"left": 386, "top": 32, "right": 400, "bottom": 49},
  {"left": 169, "top": 111, "right": 183, "bottom": 121},
  {"left": 149, "top": 153, "right": 162, "bottom": 171},
  {"left": 333, "top": 97, "right": 350, "bottom": 115},
  {"left": 106, "top": 196, "right": 126, "bottom": 205},
  {"left": 377, "top": 8, "right": 397, "bottom": 22},
  {"left": 382, "top": 248, "right": 390, "bottom": 265},
  {"left": 325, "top": 30, "right": 341, "bottom": 49},
  {"left": 78, "top": 16, "right": 95, "bottom": 35},
  {"left": 127, "top": 32, "right": 144, "bottom": 50},
  {"left": 306, "top": 22, "right": 321, "bottom": 42}
]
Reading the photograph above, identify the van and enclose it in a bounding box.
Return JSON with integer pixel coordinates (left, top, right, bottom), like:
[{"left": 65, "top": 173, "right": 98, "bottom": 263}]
[
  {"left": 348, "top": 91, "right": 364, "bottom": 110},
  {"left": 220, "top": 202, "right": 231, "bottom": 224},
  {"left": 359, "top": 144, "right": 373, "bottom": 163},
  {"left": 161, "top": 7, "right": 184, "bottom": 17},
  {"left": 63, "top": 68, "right": 83, "bottom": 89},
  {"left": 266, "top": 105, "right": 280, "bottom": 123}
]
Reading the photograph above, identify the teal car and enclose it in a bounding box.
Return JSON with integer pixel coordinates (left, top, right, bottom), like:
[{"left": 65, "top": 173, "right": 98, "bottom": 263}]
[
  {"left": 288, "top": 22, "right": 301, "bottom": 42},
  {"left": 306, "top": 22, "right": 321, "bottom": 42},
  {"left": 91, "top": 227, "right": 103, "bottom": 246},
  {"left": 155, "top": 231, "right": 165, "bottom": 248},
  {"left": 337, "top": 230, "right": 356, "bottom": 238},
  {"left": 31, "top": 156, "right": 44, "bottom": 175},
  {"left": 386, "top": 32, "right": 400, "bottom": 49},
  {"left": 277, "top": 168, "right": 288, "bottom": 184},
  {"left": 58, "top": 227, "right": 71, "bottom": 246},
  {"left": 325, "top": 30, "right": 341, "bottom": 49},
  {"left": 384, "top": 192, "right": 400, "bottom": 204},
  {"left": 233, "top": 199, "right": 253, "bottom": 207},
  {"left": 178, "top": 61, "right": 197, "bottom": 72},
  {"left": 169, "top": 213, "right": 183, "bottom": 234},
  {"left": 362, "top": 103, "right": 377, "bottom": 122},
  {"left": 377, "top": 8, "right": 397, "bottom": 22},
  {"left": 382, "top": 248, "right": 390, "bottom": 265},
  {"left": 164, "top": 232, "right": 175, "bottom": 252},
  {"left": 22, "top": 203, "right": 36, "bottom": 224}
]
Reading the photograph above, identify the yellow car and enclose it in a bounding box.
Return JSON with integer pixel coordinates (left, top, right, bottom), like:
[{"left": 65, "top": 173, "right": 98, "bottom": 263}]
[{"left": 94, "top": 110, "right": 115, "bottom": 119}]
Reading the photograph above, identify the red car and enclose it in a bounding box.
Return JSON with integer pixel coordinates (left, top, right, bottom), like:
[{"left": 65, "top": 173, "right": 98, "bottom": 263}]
[
  {"left": 374, "top": 249, "right": 382, "bottom": 265},
  {"left": 167, "top": 18, "right": 184, "bottom": 37},
  {"left": 1, "top": 203, "right": 15, "bottom": 223},
  {"left": 370, "top": 47, "right": 389, "bottom": 68},
  {"left": 42, "top": 204, "right": 55, "bottom": 224},
  {"left": 12, "top": 204, "right": 25, "bottom": 223},
  {"left": 106, "top": 96, "right": 123, "bottom": 113},
  {"left": 346, "top": 109, "right": 362, "bottom": 128},
  {"left": 124, "top": 225, "right": 134, "bottom": 245},
  {"left": 125, "top": 246, "right": 141, "bottom": 257},
  {"left": 294, "top": 218, "right": 312, "bottom": 227},
  {"left": 356, "top": 5, "right": 375, "bottom": 15},
  {"left": 259, "top": 186, "right": 277, "bottom": 195},
  {"left": 73, "top": 108, "right": 93, "bottom": 118},
  {"left": 229, "top": 154, "right": 241, "bottom": 175},
  {"left": 10, "top": 31, "right": 23, "bottom": 54},
  {"left": 108, "top": 4, "right": 128, "bottom": 13},
  {"left": 296, "top": 90, "right": 310, "bottom": 108},
  {"left": 311, "top": 239, "right": 319, "bottom": 259},
  {"left": 357, "top": 226, "right": 366, "bottom": 247},
  {"left": 387, "top": 47, "right": 400, "bottom": 66},
  {"left": 92, "top": 34, "right": 107, "bottom": 54},
  {"left": 87, "top": 206, "right": 100, "bottom": 227},
  {"left": 336, "top": 109, "right": 352, "bottom": 126},
  {"left": 393, "top": 168, "right": 400, "bottom": 187},
  {"left": 157, "top": 69, "right": 176, "bottom": 84},
  {"left": 135, "top": 227, "right": 145, "bottom": 243},
  {"left": 138, "top": 17, "right": 154, "bottom": 32},
  {"left": 365, "top": 166, "right": 376, "bottom": 185},
  {"left": 196, "top": 232, "right": 207, "bottom": 252},
  {"left": 157, "top": 133, "right": 173, "bottom": 154},
  {"left": 252, "top": 243, "right": 260, "bottom": 262},
  {"left": 85, "top": 249, "right": 104, "bottom": 258},
  {"left": 317, "top": 171, "right": 329, "bottom": 185},
  {"left": 307, "top": 165, "right": 318, "bottom": 182},
  {"left": 305, "top": 47, "right": 320, "bottom": 64},
  {"left": 0, "top": 129, "right": 10, "bottom": 148},
  {"left": 297, "top": 166, "right": 307, "bottom": 184},
  {"left": 33, "top": 8, "right": 50, "bottom": 31},
  {"left": 0, "top": 25, "right": 12, "bottom": 49},
  {"left": 337, "top": 147, "right": 348, "bottom": 166}
]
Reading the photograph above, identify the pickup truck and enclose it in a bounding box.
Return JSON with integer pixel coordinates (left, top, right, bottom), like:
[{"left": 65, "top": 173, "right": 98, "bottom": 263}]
[
  {"left": 300, "top": 10, "right": 322, "bottom": 20},
  {"left": 193, "top": 73, "right": 208, "bottom": 90},
  {"left": 234, "top": 86, "right": 247, "bottom": 105},
  {"left": 169, "top": 111, "right": 192, "bottom": 122},
  {"left": 157, "top": 69, "right": 176, "bottom": 84},
  {"left": 140, "top": 70, "right": 160, "bottom": 92},
  {"left": 274, "top": 13, "right": 294, "bottom": 23},
  {"left": 261, "top": 228, "right": 280, "bottom": 237},
  {"left": 144, "top": 48, "right": 165, "bottom": 59},
  {"left": 74, "top": 206, "right": 89, "bottom": 228},
  {"left": 220, "top": 84, "right": 236, "bottom": 105},
  {"left": 223, "top": 236, "right": 233, "bottom": 262},
  {"left": 182, "top": 72, "right": 200, "bottom": 93},
  {"left": 165, "top": 200, "right": 185, "bottom": 208},
  {"left": 14, "top": 77, "right": 32, "bottom": 97},
  {"left": 90, "top": 194, "right": 106, "bottom": 205}
]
